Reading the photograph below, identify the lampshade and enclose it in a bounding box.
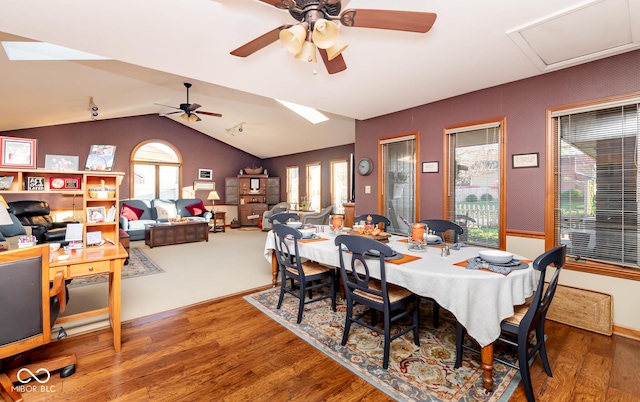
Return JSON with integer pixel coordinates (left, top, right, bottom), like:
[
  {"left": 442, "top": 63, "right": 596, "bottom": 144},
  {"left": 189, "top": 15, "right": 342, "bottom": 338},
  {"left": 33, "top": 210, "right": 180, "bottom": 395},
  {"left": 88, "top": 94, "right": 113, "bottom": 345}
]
[
  {"left": 0, "top": 195, "right": 7, "bottom": 209},
  {"left": 207, "top": 191, "right": 220, "bottom": 201},
  {"left": 295, "top": 41, "right": 317, "bottom": 63},
  {"left": 0, "top": 205, "right": 13, "bottom": 226},
  {"left": 326, "top": 38, "right": 349, "bottom": 61},
  {"left": 312, "top": 19, "right": 339, "bottom": 49},
  {"left": 280, "top": 23, "right": 308, "bottom": 55}
]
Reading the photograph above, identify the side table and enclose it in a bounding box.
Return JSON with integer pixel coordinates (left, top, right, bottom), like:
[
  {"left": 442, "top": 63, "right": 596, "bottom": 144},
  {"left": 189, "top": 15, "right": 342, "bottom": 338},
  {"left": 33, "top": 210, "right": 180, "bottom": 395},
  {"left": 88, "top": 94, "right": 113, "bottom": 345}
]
[
  {"left": 119, "top": 228, "right": 130, "bottom": 265},
  {"left": 211, "top": 211, "right": 226, "bottom": 233}
]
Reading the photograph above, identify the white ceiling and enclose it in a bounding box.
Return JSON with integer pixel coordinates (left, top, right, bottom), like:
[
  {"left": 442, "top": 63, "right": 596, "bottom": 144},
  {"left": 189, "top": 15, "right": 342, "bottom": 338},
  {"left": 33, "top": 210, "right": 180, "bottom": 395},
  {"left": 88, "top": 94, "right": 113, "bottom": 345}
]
[{"left": 0, "top": 0, "right": 638, "bottom": 158}]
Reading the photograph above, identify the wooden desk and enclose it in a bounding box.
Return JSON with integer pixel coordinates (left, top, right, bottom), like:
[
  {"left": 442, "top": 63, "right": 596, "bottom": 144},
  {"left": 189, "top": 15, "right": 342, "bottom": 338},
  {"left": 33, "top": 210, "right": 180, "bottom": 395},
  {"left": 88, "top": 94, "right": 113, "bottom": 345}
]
[{"left": 49, "top": 244, "right": 128, "bottom": 352}]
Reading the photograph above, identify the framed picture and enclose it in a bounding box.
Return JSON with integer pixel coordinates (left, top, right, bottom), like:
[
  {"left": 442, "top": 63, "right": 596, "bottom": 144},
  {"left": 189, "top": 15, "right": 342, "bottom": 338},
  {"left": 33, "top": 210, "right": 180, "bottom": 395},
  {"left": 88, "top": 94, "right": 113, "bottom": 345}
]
[
  {"left": 512, "top": 152, "right": 539, "bottom": 169},
  {"left": 198, "top": 168, "right": 212, "bottom": 180},
  {"left": 86, "top": 206, "right": 107, "bottom": 223},
  {"left": 422, "top": 161, "right": 439, "bottom": 173},
  {"left": 26, "top": 177, "right": 45, "bottom": 191},
  {"left": 0, "top": 136, "right": 37, "bottom": 168},
  {"left": 0, "top": 176, "right": 14, "bottom": 190},
  {"left": 194, "top": 181, "right": 215, "bottom": 190},
  {"left": 45, "top": 154, "right": 79, "bottom": 171},
  {"left": 85, "top": 145, "right": 116, "bottom": 171}
]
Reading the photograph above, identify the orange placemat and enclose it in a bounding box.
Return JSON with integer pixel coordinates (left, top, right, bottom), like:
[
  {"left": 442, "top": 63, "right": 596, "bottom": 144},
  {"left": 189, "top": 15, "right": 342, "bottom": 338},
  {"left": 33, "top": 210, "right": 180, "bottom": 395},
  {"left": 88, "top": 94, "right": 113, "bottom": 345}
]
[
  {"left": 299, "top": 237, "right": 330, "bottom": 243},
  {"left": 387, "top": 254, "right": 422, "bottom": 265}
]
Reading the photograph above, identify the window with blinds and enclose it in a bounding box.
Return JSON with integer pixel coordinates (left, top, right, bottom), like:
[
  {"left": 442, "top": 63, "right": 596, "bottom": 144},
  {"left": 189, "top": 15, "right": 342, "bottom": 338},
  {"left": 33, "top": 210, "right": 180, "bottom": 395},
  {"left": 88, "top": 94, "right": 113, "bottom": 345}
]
[
  {"left": 556, "top": 103, "right": 640, "bottom": 268},
  {"left": 445, "top": 122, "right": 503, "bottom": 248}
]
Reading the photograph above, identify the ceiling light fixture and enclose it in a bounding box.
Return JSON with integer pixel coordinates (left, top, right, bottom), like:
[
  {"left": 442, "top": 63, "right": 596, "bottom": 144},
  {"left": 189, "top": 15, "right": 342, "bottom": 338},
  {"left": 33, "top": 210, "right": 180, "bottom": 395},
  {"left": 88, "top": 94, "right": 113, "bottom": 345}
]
[
  {"left": 89, "top": 96, "right": 99, "bottom": 120},
  {"left": 279, "top": 12, "right": 348, "bottom": 64},
  {"left": 225, "top": 122, "right": 244, "bottom": 137}
]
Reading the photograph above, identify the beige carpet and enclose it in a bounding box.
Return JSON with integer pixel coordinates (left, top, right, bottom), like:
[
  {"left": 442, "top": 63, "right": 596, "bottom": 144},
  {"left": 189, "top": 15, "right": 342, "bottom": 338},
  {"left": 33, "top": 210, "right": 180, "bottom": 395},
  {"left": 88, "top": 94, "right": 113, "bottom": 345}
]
[{"left": 59, "top": 229, "right": 273, "bottom": 335}]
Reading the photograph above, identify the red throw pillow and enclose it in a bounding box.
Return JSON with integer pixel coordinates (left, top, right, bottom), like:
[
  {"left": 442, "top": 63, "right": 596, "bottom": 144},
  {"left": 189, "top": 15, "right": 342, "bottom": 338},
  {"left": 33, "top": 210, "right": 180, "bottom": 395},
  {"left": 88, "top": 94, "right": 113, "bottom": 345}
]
[
  {"left": 121, "top": 204, "right": 145, "bottom": 221},
  {"left": 185, "top": 201, "right": 207, "bottom": 217}
]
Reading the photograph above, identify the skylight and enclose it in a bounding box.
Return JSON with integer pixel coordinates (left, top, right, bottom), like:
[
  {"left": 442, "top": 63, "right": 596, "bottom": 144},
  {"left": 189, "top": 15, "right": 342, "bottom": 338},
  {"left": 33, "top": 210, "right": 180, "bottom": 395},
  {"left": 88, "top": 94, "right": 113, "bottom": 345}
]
[
  {"left": 275, "top": 99, "right": 329, "bottom": 124},
  {"left": 1, "top": 41, "right": 110, "bottom": 61}
]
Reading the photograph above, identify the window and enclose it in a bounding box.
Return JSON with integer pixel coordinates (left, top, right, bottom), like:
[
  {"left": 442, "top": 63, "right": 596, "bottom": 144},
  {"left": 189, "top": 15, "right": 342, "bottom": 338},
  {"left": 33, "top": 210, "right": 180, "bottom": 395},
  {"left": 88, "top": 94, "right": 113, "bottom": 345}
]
[
  {"left": 381, "top": 135, "right": 417, "bottom": 234},
  {"left": 131, "top": 141, "right": 181, "bottom": 199},
  {"left": 286, "top": 166, "right": 299, "bottom": 209},
  {"left": 306, "top": 162, "right": 321, "bottom": 212},
  {"left": 445, "top": 119, "right": 505, "bottom": 248},
  {"left": 553, "top": 100, "right": 640, "bottom": 270},
  {"left": 330, "top": 159, "right": 349, "bottom": 214}
]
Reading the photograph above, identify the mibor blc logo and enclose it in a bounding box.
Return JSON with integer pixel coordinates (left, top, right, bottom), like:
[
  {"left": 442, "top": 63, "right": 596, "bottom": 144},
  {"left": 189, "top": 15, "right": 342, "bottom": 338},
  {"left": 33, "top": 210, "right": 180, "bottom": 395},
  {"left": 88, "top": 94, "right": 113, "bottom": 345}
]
[{"left": 12, "top": 368, "right": 56, "bottom": 394}]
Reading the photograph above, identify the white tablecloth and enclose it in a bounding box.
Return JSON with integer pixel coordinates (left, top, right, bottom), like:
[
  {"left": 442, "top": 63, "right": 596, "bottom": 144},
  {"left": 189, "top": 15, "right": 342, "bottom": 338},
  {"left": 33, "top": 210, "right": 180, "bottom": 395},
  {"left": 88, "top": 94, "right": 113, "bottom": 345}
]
[{"left": 264, "top": 230, "right": 538, "bottom": 348}]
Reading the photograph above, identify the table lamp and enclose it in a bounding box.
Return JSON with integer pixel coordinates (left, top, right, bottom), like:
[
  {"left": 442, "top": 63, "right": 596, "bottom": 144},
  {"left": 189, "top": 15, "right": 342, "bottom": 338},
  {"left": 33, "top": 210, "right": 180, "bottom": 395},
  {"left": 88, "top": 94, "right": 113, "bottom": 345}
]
[
  {"left": 0, "top": 195, "right": 12, "bottom": 225},
  {"left": 207, "top": 191, "right": 220, "bottom": 210}
]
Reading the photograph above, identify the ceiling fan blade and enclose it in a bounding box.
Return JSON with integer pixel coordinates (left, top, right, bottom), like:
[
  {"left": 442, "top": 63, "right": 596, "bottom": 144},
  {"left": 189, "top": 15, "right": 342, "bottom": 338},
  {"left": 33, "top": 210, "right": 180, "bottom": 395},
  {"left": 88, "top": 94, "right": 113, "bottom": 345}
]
[
  {"left": 197, "top": 111, "right": 223, "bottom": 118},
  {"left": 230, "top": 25, "right": 292, "bottom": 57},
  {"left": 160, "top": 111, "right": 182, "bottom": 117},
  {"left": 187, "top": 103, "right": 201, "bottom": 112},
  {"left": 259, "top": 0, "right": 283, "bottom": 6},
  {"left": 318, "top": 49, "right": 347, "bottom": 75},
  {"left": 340, "top": 9, "right": 437, "bottom": 33},
  {"left": 154, "top": 103, "right": 181, "bottom": 110}
]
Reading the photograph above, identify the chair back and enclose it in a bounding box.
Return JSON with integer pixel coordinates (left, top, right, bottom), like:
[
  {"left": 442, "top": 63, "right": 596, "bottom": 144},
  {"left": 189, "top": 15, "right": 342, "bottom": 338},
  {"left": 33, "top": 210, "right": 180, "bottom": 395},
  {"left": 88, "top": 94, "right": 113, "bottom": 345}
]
[
  {"left": 419, "top": 219, "right": 463, "bottom": 243},
  {"left": 0, "top": 245, "right": 60, "bottom": 359},
  {"left": 523, "top": 245, "right": 567, "bottom": 331},
  {"left": 354, "top": 214, "right": 392, "bottom": 229},
  {"left": 268, "top": 212, "right": 300, "bottom": 224},
  {"left": 302, "top": 205, "right": 333, "bottom": 225},
  {"left": 272, "top": 224, "right": 305, "bottom": 279},
  {"left": 335, "top": 235, "right": 393, "bottom": 307}
]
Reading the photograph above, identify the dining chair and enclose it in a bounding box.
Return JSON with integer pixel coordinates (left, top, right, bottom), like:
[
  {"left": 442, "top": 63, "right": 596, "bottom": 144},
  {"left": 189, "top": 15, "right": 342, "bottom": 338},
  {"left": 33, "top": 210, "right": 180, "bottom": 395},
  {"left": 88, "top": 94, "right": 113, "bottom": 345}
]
[
  {"left": 335, "top": 234, "right": 420, "bottom": 369},
  {"left": 454, "top": 245, "right": 567, "bottom": 402},
  {"left": 272, "top": 224, "right": 336, "bottom": 324},
  {"left": 354, "top": 214, "right": 392, "bottom": 230},
  {"left": 302, "top": 205, "right": 333, "bottom": 225},
  {"left": 268, "top": 212, "right": 301, "bottom": 225},
  {"left": 418, "top": 219, "right": 464, "bottom": 243}
]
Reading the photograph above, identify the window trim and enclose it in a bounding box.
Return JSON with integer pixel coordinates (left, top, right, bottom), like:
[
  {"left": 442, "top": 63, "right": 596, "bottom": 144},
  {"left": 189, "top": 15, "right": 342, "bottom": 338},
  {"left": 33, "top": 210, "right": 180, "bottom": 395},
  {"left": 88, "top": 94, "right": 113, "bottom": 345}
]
[{"left": 546, "top": 92, "right": 640, "bottom": 281}]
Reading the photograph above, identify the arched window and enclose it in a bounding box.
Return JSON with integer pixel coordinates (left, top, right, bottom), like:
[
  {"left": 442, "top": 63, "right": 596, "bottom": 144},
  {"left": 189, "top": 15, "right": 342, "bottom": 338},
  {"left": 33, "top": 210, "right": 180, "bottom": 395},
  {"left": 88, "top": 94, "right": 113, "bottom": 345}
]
[{"left": 131, "top": 141, "right": 182, "bottom": 199}]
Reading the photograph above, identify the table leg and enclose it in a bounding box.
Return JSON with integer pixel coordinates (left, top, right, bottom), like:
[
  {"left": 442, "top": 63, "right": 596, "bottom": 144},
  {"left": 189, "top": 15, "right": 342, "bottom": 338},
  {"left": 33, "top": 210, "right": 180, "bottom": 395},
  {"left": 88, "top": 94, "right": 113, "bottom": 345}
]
[
  {"left": 109, "top": 258, "right": 124, "bottom": 352},
  {"left": 480, "top": 344, "right": 494, "bottom": 391},
  {"left": 271, "top": 252, "right": 278, "bottom": 287}
]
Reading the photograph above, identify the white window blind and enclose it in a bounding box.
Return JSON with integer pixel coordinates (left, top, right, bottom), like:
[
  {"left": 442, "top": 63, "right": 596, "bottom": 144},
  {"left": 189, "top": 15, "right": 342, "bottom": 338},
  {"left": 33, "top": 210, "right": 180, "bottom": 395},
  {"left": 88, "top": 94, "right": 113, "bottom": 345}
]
[{"left": 556, "top": 103, "right": 640, "bottom": 267}]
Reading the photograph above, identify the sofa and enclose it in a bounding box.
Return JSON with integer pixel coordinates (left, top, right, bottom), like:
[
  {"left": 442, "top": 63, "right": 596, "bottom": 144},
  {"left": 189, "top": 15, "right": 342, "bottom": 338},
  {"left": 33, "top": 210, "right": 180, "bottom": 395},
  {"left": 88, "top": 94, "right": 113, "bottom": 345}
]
[
  {"left": 0, "top": 212, "right": 34, "bottom": 249},
  {"left": 119, "top": 198, "right": 212, "bottom": 240},
  {"left": 8, "top": 200, "right": 74, "bottom": 244}
]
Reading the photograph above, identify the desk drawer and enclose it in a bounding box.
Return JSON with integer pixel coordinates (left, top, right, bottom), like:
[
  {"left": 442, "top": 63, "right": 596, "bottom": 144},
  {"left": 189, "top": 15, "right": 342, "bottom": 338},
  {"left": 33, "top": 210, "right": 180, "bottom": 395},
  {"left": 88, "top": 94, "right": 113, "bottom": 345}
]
[{"left": 69, "top": 260, "right": 110, "bottom": 276}]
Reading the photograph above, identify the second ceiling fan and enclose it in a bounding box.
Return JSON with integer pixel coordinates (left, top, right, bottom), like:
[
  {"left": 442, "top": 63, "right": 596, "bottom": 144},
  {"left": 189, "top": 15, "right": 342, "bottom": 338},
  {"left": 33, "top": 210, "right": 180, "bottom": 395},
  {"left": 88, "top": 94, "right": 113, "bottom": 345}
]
[
  {"left": 156, "top": 83, "right": 222, "bottom": 122},
  {"left": 230, "top": 0, "right": 437, "bottom": 74}
]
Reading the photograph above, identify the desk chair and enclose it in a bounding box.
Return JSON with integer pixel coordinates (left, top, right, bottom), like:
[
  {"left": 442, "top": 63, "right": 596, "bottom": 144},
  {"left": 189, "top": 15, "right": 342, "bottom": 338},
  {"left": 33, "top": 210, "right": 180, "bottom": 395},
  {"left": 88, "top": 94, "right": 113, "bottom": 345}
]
[
  {"left": 353, "top": 214, "right": 391, "bottom": 230},
  {"left": 0, "top": 246, "right": 77, "bottom": 402},
  {"left": 418, "top": 219, "right": 464, "bottom": 243},
  {"left": 454, "top": 245, "right": 566, "bottom": 402},
  {"left": 335, "top": 235, "right": 420, "bottom": 369},
  {"left": 272, "top": 224, "right": 336, "bottom": 324}
]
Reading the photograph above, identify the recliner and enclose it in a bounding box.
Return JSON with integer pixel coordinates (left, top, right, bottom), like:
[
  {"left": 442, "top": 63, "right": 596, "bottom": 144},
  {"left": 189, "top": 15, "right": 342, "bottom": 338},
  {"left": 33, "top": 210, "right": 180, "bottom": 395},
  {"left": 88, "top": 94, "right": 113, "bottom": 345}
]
[{"left": 8, "top": 200, "right": 74, "bottom": 243}]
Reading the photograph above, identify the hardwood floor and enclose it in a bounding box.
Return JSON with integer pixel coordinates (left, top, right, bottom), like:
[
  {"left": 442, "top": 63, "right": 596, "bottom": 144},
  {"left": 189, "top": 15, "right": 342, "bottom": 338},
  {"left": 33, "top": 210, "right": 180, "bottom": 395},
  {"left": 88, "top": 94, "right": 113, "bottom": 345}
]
[{"left": 6, "top": 289, "right": 639, "bottom": 402}]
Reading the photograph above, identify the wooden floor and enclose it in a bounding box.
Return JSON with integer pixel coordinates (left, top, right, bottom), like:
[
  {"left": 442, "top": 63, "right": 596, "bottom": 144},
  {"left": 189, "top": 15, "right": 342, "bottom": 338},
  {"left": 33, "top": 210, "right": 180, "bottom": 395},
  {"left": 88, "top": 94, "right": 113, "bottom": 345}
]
[{"left": 5, "top": 288, "right": 640, "bottom": 402}]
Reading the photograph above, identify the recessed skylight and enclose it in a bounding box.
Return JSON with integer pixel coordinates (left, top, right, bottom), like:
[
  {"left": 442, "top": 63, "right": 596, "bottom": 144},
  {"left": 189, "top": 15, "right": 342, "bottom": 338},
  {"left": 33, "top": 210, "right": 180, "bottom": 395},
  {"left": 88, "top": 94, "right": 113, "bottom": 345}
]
[
  {"left": 275, "top": 99, "right": 329, "bottom": 124},
  {"left": 1, "top": 41, "right": 110, "bottom": 61}
]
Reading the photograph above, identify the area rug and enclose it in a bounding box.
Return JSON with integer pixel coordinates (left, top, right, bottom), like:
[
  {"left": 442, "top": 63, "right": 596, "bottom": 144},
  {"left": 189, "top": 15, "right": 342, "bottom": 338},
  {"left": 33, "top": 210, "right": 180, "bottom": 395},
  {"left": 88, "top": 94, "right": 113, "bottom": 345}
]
[
  {"left": 245, "top": 288, "right": 520, "bottom": 402},
  {"left": 68, "top": 248, "right": 165, "bottom": 288},
  {"left": 237, "top": 226, "right": 262, "bottom": 231}
]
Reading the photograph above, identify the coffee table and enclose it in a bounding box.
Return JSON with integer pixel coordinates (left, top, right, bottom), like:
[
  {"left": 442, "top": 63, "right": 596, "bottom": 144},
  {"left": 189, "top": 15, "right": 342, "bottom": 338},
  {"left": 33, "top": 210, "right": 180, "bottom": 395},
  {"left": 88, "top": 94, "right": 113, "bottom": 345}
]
[{"left": 145, "top": 221, "right": 209, "bottom": 248}]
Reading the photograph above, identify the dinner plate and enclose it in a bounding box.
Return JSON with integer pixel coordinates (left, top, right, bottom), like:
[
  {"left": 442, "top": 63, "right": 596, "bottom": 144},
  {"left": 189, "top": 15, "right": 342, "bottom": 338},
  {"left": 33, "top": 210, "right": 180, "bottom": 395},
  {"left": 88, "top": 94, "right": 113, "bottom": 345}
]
[
  {"left": 472, "top": 257, "right": 529, "bottom": 269},
  {"left": 301, "top": 234, "right": 320, "bottom": 240},
  {"left": 364, "top": 250, "right": 399, "bottom": 259}
]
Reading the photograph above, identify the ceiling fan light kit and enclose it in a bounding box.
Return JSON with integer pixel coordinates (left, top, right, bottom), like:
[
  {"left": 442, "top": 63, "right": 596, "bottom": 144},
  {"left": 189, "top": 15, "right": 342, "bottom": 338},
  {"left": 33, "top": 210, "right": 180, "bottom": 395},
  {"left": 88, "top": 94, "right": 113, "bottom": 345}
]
[{"left": 230, "top": 1, "right": 436, "bottom": 74}]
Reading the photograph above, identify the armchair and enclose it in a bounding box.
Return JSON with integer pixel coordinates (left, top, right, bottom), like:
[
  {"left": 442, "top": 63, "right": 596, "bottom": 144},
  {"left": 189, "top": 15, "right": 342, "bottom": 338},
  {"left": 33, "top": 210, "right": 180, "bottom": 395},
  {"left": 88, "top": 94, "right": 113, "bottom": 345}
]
[
  {"left": 302, "top": 205, "right": 333, "bottom": 225},
  {"left": 7, "top": 201, "right": 73, "bottom": 243},
  {"left": 262, "top": 202, "right": 289, "bottom": 231},
  {"left": 1, "top": 246, "right": 77, "bottom": 401}
]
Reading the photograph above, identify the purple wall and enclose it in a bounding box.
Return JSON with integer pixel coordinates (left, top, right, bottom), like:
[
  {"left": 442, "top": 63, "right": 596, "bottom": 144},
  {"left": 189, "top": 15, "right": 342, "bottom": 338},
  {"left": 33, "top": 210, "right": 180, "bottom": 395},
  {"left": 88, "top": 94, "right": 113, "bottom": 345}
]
[
  {"left": 263, "top": 144, "right": 355, "bottom": 208},
  {"left": 355, "top": 50, "right": 640, "bottom": 232},
  {"left": 2, "top": 114, "right": 261, "bottom": 207}
]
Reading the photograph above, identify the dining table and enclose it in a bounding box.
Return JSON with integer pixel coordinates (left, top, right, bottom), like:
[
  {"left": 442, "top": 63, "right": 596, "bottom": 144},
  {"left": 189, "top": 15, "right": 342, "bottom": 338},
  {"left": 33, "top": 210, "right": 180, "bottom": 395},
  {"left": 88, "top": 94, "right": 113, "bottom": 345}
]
[{"left": 263, "top": 227, "right": 538, "bottom": 392}]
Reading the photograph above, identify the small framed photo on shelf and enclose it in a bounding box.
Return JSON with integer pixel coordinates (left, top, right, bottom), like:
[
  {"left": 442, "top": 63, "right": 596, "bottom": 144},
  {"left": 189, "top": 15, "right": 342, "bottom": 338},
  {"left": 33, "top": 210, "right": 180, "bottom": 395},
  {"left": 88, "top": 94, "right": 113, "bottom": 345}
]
[
  {"left": 26, "top": 177, "right": 45, "bottom": 191},
  {"left": 422, "top": 161, "right": 439, "bottom": 173},
  {"left": 198, "top": 169, "right": 212, "bottom": 180},
  {"left": 512, "top": 152, "right": 539, "bottom": 169},
  {"left": 85, "top": 145, "right": 116, "bottom": 171},
  {"left": 45, "top": 154, "right": 79, "bottom": 171},
  {"left": 0, "top": 136, "right": 37, "bottom": 169},
  {"left": 0, "top": 176, "right": 14, "bottom": 190},
  {"left": 86, "top": 206, "right": 107, "bottom": 223}
]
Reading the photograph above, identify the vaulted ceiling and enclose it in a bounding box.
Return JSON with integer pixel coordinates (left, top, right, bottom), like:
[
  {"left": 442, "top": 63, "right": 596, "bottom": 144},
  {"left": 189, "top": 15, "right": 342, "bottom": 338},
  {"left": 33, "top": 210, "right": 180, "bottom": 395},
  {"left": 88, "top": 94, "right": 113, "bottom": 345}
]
[{"left": 0, "top": 0, "right": 638, "bottom": 158}]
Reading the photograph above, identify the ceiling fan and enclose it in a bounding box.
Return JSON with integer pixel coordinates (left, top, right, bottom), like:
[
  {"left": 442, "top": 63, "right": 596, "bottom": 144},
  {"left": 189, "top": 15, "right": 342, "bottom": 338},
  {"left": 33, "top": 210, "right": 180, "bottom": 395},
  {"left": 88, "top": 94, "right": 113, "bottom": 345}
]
[
  {"left": 156, "top": 83, "right": 222, "bottom": 122},
  {"left": 230, "top": 0, "right": 437, "bottom": 74}
]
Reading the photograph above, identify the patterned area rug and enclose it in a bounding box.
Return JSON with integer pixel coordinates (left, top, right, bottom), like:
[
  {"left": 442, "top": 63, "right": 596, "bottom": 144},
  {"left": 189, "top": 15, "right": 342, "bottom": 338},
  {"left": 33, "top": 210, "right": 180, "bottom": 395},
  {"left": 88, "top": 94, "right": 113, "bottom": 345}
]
[
  {"left": 68, "top": 248, "right": 165, "bottom": 288},
  {"left": 245, "top": 288, "right": 520, "bottom": 401}
]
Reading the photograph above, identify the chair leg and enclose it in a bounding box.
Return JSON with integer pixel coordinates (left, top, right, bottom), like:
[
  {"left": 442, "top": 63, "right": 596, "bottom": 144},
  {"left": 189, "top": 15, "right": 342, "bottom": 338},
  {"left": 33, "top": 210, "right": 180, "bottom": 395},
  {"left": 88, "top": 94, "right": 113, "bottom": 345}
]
[
  {"left": 454, "top": 322, "right": 465, "bottom": 368},
  {"left": 432, "top": 300, "right": 440, "bottom": 328},
  {"left": 382, "top": 311, "right": 391, "bottom": 369},
  {"left": 342, "top": 298, "right": 353, "bottom": 346},
  {"left": 297, "top": 282, "right": 306, "bottom": 323},
  {"left": 276, "top": 274, "right": 286, "bottom": 310},
  {"left": 330, "top": 274, "right": 337, "bottom": 312},
  {"left": 518, "top": 333, "right": 535, "bottom": 402},
  {"left": 413, "top": 299, "right": 420, "bottom": 346},
  {"left": 536, "top": 324, "right": 553, "bottom": 377}
]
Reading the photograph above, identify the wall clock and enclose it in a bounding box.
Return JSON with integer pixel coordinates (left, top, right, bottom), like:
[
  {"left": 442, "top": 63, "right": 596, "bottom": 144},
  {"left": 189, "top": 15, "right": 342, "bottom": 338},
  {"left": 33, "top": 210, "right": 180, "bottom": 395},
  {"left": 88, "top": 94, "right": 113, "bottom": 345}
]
[{"left": 357, "top": 158, "right": 374, "bottom": 176}]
